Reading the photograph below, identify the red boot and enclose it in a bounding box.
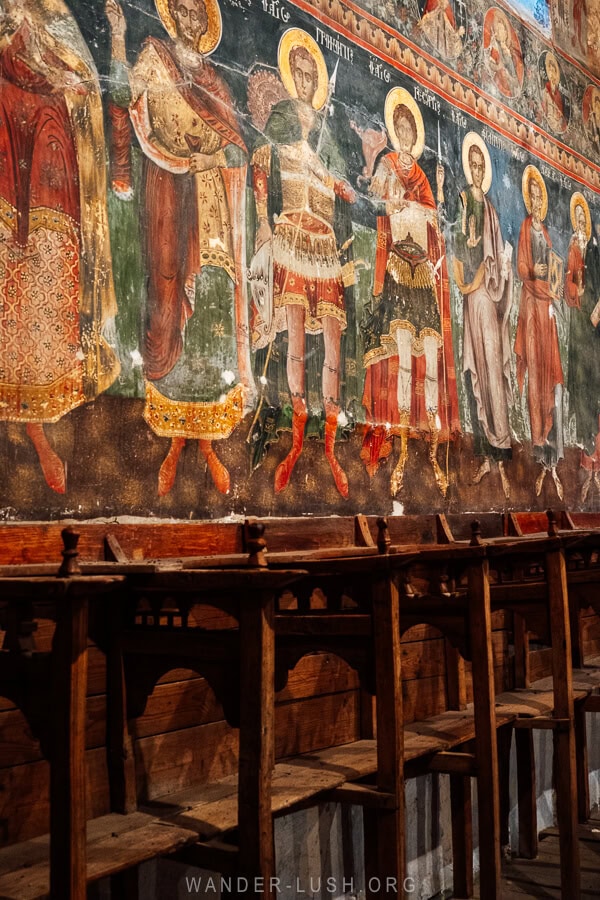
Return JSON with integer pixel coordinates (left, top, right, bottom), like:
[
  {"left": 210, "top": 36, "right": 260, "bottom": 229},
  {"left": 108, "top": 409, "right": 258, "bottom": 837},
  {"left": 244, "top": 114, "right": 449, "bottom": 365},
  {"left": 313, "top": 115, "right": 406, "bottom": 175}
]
[
  {"left": 26, "top": 423, "right": 66, "bottom": 494},
  {"left": 158, "top": 437, "right": 185, "bottom": 496},
  {"left": 199, "top": 439, "right": 231, "bottom": 495},
  {"left": 324, "top": 408, "right": 349, "bottom": 498},
  {"left": 275, "top": 396, "right": 308, "bottom": 493}
]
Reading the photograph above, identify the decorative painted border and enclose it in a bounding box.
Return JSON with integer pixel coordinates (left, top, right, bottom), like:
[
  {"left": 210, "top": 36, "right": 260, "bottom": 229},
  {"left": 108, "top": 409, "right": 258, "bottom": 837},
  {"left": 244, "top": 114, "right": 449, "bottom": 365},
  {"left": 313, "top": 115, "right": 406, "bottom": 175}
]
[{"left": 291, "top": 0, "right": 600, "bottom": 193}]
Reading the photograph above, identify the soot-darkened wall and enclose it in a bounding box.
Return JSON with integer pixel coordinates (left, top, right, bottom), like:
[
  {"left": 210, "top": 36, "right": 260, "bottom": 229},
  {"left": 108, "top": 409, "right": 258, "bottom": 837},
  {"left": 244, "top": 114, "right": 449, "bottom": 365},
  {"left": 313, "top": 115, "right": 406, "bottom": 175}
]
[{"left": 2, "top": 0, "right": 600, "bottom": 519}]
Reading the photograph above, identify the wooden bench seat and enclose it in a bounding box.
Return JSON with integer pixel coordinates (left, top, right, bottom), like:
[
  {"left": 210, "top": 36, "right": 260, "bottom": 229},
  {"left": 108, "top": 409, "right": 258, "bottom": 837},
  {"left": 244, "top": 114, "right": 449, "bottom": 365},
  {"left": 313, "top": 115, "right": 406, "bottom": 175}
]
[
  {"left": 0, "top": 706, "right": 520, "bottom": 900},
  {"left": 0, "top": 811, "right": 198, "bottom": 900}
]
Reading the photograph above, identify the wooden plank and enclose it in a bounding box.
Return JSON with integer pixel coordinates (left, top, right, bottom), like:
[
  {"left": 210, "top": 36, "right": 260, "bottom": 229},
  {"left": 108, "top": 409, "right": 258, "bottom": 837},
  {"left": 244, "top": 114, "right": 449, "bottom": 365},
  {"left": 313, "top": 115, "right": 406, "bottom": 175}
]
[
  {"left": 275, "top": 653, "right": 359, "bottom": 702},
  {"left": 130, "top": 678, "right": 225, "bottom": 740},
  {"left": 0, "top": 750, "right": 110, "bottom": 849},
  {"left": 134, "top": 719, "right": 240, "bottom": 801},
  {"left": 0, "top": 812, "right": 198, "bottom": 900},
  {"left": 0, "top": 523, "right": 243, "bottom": 565},
  {"left": 0, "top": 696, "right": 105, "bottom": 767},
  {"left": 275, "top": 691, "right": 360, "bottom": 759}
]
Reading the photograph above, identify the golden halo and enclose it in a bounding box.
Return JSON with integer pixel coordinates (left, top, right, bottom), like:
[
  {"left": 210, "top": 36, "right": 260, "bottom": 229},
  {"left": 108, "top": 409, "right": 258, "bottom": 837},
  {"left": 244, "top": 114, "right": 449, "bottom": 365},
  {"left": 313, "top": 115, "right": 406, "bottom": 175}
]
[
  {"left": 384, "top": 87, "right": 425, "bottom": 159},
  {"left": 570, "top": 191, "right": 592, "bottom": 240},
  {"left": 278, "top": 28, "right": 328, "bottom": 110},
  {"left": 521, "top": 165, "right": 548, "bottom": 220},
  {"left": 155, "top": 0, "right": 222, "bottom": 56},
  {"left": 461, "top": 132, "right": 492, "bottom": 194}
]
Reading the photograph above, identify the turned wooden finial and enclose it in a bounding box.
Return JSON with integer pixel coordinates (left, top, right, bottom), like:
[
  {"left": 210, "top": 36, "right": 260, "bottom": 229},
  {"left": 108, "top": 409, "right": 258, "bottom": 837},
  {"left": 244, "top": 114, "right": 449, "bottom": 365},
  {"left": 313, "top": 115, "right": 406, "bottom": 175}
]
[
  {"left": 376, "top": 517, "right": 390, "bottom": 554},
  {"left": 58, "top": 526, "right": 81, "bottom": 577},
  {"left": 470, "top": 519, "right": 483, "bottom": 547},
  {"left": 244, "top": 518, "right": 268, "bottom": 568},
  {"left": 546, "top": 508, "right": 558, "bottom": 538}
]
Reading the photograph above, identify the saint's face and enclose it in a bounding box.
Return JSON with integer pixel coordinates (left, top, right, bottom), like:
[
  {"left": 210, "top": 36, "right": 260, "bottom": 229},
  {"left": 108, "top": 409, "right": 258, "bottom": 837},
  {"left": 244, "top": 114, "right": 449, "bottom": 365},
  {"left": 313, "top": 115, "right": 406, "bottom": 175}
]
[
  {"left": 469, "top": 150, "right": 485, "bottom": 190},
  {"left": 394, "top": 115, "right": 415, "bottom": 155},
  {"left": 529, "top": 181, "right": 543, "bottom": 219},
  {"left": 494, "top": 18, "right": 508, "bottom": 46},
  {"left": 576, "top": 205, "right": 587, "bottom": 235},
  {"left": 593, "top": 94, "right": 600, "bottom": 120},
  {"left": 171, "top": 0, "right": 208, "bottom": 48},
  {"left": 546, "top": 59, "right": 559, "bottom": 91},
  {"left": 292, "top": 55, "right": 317, "bottom": 106}
]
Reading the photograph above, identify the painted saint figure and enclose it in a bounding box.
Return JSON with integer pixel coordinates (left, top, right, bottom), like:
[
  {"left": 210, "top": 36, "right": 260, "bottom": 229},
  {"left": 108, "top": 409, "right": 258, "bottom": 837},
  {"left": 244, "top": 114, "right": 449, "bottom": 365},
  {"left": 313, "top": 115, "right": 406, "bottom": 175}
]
[
  {"left": 0, "top": 0, "right": 119, "bottom": 492},
  {"left": 564, "top": 193, "right": 600, "bottom": 502},
  {"left": 515, "top": 165, "right": 565, "bottom": 499},
  {"left": 361, "top": 88, "right": 460, "bottom": 498},
  {"left": 584, "top": 86, "right": 600, "bottom": 157},
  {"left": 106, "top": 0, "right": 254, "bottom": 497},
  {"left": 418, "top": 0, "right": 465, "bottom": 60},
  {"left": 541, "top": 51, "right": 568, "bottom": 134},
  {"left": 251, "top": 29, "right": 356, "bottom": 498},
  {"left": 484, "top": 7, "right": 524, "bottom": 99},
  {"left": 453, "top": 133, "right": 513, "bottom": 498}
]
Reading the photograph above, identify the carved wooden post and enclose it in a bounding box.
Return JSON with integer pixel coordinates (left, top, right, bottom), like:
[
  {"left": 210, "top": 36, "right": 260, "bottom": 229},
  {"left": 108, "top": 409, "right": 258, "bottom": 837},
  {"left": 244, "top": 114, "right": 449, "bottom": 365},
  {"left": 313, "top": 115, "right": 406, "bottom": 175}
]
[
  {"left": 468, "top": 524, "right": 502, "bottom": 898},
  {"left": 51, "top": 528, "right": 88, "bottom": 900}
]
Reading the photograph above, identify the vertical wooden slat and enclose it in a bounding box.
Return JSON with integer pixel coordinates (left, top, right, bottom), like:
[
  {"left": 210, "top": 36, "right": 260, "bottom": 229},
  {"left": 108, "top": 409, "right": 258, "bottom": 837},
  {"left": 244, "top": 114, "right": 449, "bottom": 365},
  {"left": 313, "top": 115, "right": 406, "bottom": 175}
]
[
  {"left": 546, "top": 544, "right": 580, "bottom": 899},
  {"left": 106, "top": 594, "right": 137, "bottom": 814},
  {"left": 50, "top": 584, "right": 88, "bottom": 900},
  {"left": 445, "top": 638, "right": 467, "bottom": 711},
  {"left": 366, "top": 573, "right": 404, "bottom": 898},
  {"left": 515, "top": 728, "right": 538, "bottom": 858},
  {"left": 574, "top": 703, "right": 590, "bottom": 823},
  {"left": 450, "top": 774, "right": 473, "bottom": 897},
  {"left": 238, "top": 591, "right": 275, "bottom": 899},
  {"left": 468, "top": 556, "right": 501, "bottom": 899},
  {"left": 513, "top": 612, "right": 530, "bottom": 689}
]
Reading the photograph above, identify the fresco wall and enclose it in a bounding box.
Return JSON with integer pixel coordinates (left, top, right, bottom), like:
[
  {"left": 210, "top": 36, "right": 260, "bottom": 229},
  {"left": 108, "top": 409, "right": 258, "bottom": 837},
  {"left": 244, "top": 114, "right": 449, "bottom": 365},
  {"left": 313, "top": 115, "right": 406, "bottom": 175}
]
[{"left": 2, "top": 0, "right": 600, "bottom": 519}]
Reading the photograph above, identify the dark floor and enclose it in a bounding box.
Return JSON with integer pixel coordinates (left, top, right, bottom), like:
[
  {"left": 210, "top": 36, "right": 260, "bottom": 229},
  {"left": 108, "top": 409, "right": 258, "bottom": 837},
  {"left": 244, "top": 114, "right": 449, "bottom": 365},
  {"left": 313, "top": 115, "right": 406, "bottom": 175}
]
[{"left": 472, "top": 817, "right": 600, "bottom": 898}]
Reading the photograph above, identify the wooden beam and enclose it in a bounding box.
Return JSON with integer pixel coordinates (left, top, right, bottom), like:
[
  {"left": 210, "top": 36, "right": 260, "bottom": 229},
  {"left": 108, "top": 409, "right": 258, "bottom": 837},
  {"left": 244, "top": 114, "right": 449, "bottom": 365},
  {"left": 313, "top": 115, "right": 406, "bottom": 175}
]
[
  {"left": 355, "top": 514, "right": 375, "bottom": 548},
  {"left": 512, "top": 717, "right": 571, "bottom": 731},
  {"left": 428, "top": 751, "right": 476, "bottom": 776},
  {"left": 104, "top": 534, "right": 129, "bottom": 563},
  {"left": 174, "top": 840, "right": 239, "bottom": 875},
  {"left": 328, "top": 783, "right": 397, "bottom": 809}
]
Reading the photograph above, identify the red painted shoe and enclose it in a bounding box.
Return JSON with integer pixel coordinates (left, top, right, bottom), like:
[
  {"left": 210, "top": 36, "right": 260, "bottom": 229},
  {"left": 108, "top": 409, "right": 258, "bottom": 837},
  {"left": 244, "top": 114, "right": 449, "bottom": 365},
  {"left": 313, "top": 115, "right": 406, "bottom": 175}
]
[
  {"left": 26, "top": 423, "right": 66, "bottom": 494},
  {"left": 324, "top": 413, "right": 349, "bottom": 499},
  {"left": 274, "top": 448, "right": 301, "bottom": 493},
  {"left": 158, "top": 438, "right": 185, "bottom": 496},
  {"left": 199, "top": 440, "right": 230, "bottom": 495}
]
